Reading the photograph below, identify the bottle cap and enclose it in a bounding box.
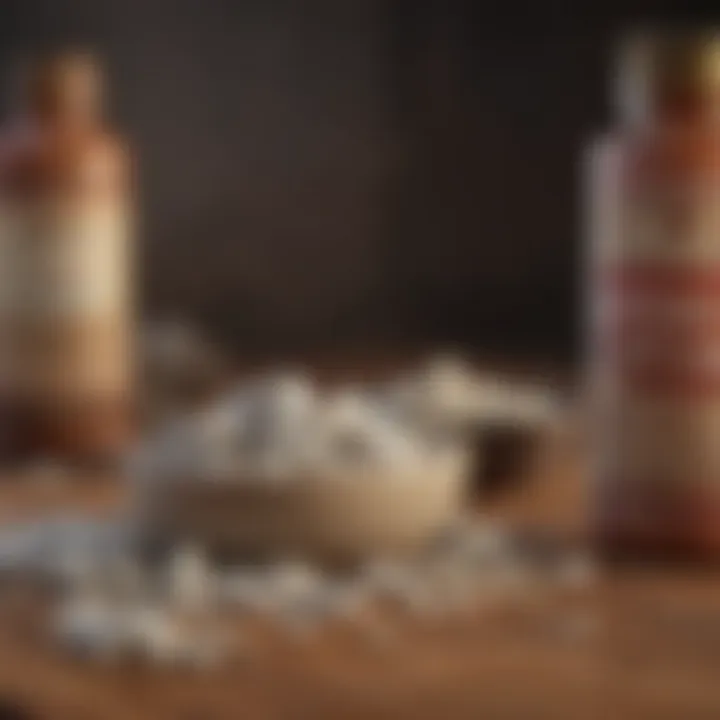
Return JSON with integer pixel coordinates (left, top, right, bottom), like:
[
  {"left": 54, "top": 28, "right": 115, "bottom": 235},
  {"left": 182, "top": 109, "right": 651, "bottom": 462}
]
[
  {"left": 616, "top": 28, "right": 720, "bottom": 124},
  {"left": 21, "top": 49, "right": 105, "bottom": 126}
]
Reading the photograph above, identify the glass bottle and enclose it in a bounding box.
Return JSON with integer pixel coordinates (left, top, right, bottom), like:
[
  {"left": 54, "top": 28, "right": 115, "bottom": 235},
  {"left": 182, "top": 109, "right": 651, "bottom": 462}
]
[{"left": 0, "top": 50, "right": 134, "bottom": 464}]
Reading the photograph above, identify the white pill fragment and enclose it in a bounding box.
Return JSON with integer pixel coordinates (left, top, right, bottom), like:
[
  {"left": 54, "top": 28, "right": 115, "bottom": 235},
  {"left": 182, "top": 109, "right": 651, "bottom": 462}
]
[
  {"left": 373, "top": 376, "right": 421, "bottom": 421},
  {"left": 364, "top": 559, "right": 409, "bottom": 591},
  {"left": 54, "top": 596, "right": 125, "bottom": 662},
  {"left": 316, "top": 392, "right": 426, "bottom": 477},
  {"left": 167, "top": 544, "right": 213, "bottom": 611},
  {"left": 196, "top": 404, "right": 242, "bottom": 451},
  {"left": 465, "top": 373, "right": 563, "bottom": 436},
  {"left": 319, "top": 389, "right": 378, "bottom": 428},
  {"left": 0, "top": 524, "right": 47, "bottom": 575},
  {"left": 438, "top": 517, "right": 511, "bottom": 566},
  {"left": 268, "top": 561, "right": 321, "bottom": 602},
  {"left": 267, "top": 372, "right": 316, "bottom": 423},
  {"left": 264, "top": 562, "right": 334, "bottom": 633},
  {"left": 227, "top": 375, "right": 314, "bottom": 476},
  {"left": 123, "top": 604, "right": 193, "bottom": 666},
  {"left": 464, "top": 520, "right": 513, "bottom": 563},
  {"left": 50, "top": 544, "right": 100, "bottom": 589},
  {"left": 416, "top": 354, "right": 480, "bottom": 424},
  {"left": 252, "top": 372, "right": 316, "bottom": 436},
  {"left": 363, "top": 559, "right": 429, "bottom": 610},
  {"left": 217, "top": 569, "right": 268, "bottom": 611},
  {"left": 116, "top": 602, "right": 229, "bottom": 668}
]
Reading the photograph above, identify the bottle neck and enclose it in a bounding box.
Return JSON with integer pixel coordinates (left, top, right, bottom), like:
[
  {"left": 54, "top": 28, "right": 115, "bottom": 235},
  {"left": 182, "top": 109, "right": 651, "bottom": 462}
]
[
  {"left": 619, "top": 89, "right": 720, "bottom": 129},
  {"left": 19, "top": 52, "right": 105, "bottom": 134},
  {"left": 30, "top": 112, "right": 101, "bottom": 136},
  {"left": 616, "top": 34, "right": 720, "bottom": 129}
]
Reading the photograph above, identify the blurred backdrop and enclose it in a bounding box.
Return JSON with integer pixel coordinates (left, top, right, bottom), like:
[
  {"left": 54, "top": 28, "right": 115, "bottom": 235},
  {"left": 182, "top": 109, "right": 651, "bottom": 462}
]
[{"left": 0, "top": 1, "right": 677, "bottom": 360}]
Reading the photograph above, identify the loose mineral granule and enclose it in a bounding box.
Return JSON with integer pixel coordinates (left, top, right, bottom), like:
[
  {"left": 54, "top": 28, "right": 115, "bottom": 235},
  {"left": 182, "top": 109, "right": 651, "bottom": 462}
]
[
  {"left": 16, "top": 515, "right": 599, "bottom": 667},
  {"left": 167, "top": 544, "right": 214, "bottom": 612},
  {"left": 54, "top": 595, "right": 127, "bottom": 662}
]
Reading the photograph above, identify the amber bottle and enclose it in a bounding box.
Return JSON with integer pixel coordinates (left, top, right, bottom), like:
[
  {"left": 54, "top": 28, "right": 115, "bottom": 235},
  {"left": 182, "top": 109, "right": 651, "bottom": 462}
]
[
  {"left": 0, "top": 50, "right": 134, "bottom": 463},
  {"left": 588, "top": 31, "right": 720, "bottom": 557}
]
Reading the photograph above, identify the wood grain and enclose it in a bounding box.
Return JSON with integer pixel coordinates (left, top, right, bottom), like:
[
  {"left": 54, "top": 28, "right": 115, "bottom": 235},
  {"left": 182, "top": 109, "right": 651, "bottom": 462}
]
[{"left": 0, "top": 387, "right": 715, "bottom": 719}]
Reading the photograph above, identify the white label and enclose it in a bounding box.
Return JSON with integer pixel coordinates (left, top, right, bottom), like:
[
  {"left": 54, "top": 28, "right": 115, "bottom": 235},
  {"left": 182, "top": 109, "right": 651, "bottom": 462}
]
[
  {"left": 590, "top": 153, "right": 720, "bottom": 493},
  {"left": 0, "top": 200, "right": 132, "bottom": 398},
  {"left": 0, "top": 201, "right": 130, "bottom": 321}
]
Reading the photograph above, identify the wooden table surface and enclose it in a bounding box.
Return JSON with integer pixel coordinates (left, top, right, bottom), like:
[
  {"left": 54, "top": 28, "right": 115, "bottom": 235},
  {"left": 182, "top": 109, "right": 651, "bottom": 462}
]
[
  {"left": 0, "top": 440, "right": 718, "bottom": 720},
  {"left": 0, "top": 347, "right": 717, "bottom": 720}
]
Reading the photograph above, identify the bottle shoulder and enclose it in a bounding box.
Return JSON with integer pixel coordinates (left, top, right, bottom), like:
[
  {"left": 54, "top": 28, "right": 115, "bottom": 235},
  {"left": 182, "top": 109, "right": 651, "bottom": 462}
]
[
  {"left": 0, "top": 122, "right": 130, "bottom": 198},
  {"left": 587, "top": 125, "right": 720, "bottom": 180}
]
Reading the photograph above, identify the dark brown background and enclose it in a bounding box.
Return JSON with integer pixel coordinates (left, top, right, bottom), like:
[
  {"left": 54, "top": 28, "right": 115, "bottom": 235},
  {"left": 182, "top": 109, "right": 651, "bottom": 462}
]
[{"left": 0, "top": 1, "right": 684, "bottom": 359}]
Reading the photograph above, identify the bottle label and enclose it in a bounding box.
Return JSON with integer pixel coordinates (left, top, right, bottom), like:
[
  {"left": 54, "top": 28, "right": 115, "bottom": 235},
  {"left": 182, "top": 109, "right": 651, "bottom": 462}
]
[
  {"left": 0, "top": 201, "right": 130, "bottom": 320},
  {"left": 0, "top": 200, "right": 131, "bottom": 398},
  {"left": 590, "top": 146, "right": 720, "bottom": 539}
]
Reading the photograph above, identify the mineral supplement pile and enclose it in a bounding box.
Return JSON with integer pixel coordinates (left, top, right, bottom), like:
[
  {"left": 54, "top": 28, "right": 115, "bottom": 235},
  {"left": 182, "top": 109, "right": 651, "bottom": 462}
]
[
  {"left": 0, "top": 354, "right": 593, "bottom": 668},
  {"left": 133, "top": 354, "right": 559, "bottom": 486}
]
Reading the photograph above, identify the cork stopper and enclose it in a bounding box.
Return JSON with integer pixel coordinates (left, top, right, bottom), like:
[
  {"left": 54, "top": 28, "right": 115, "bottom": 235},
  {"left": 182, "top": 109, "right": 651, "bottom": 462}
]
[
  {"left": 616, "top": 29, "right": 720, "bottom": 124},
  {"left": 21, "top": 49, "right": 105, "bottom": 126}
]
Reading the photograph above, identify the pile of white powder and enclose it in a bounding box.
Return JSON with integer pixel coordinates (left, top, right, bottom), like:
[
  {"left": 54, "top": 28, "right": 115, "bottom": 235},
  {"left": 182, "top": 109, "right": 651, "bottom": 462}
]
[
  {"left": 0, "top": 356, "right": 570, "bottom": 669},
  {"left": 131, "top": 355, "right": 559, "bottom": 487},
  {"left": 0, "top": 512, "right": 596, "bottom": 668}
]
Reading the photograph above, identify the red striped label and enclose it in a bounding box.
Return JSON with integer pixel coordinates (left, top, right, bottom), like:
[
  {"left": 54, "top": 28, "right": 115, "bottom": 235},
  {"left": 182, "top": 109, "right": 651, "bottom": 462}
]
[
  {"left": 601, "top": 263, "right": 720, "bottom": 396},
  {"left": 608, "top": 264, "right": 720, "bottom": 296}
]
